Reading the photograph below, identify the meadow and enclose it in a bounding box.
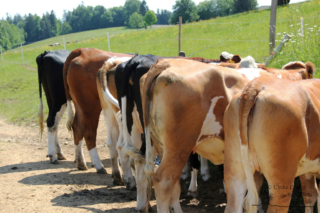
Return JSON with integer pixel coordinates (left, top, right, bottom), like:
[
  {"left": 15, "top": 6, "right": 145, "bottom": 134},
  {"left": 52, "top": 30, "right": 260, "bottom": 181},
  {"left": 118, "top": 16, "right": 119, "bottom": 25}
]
[{"left": 0, "top": 0, "right": 319, "bottom": 124}]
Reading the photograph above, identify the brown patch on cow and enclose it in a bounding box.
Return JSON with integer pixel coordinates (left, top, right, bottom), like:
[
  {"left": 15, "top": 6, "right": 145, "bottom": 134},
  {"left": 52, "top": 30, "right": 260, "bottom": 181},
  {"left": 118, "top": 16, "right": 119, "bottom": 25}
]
[
  {"left": 283, "top": 62, "right": 306, "bottom": 70},
  {"left": 231, "top": 55, "right": 241, "bottom": 63}
]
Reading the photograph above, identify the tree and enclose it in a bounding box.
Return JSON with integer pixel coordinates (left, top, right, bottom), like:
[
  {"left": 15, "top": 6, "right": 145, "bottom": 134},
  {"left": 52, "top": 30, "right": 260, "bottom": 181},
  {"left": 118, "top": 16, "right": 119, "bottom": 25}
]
[
  {"left": 156, "top": 9, "right": 172, "bottom": 25},
  {"left": 169, "top": 0, "right": 199, "bottom": 24},
  {"left": 144, "top": 10, "right": 157, "bottom": 28},
  {"left": 216, "top": 0, "right": 233, "bottom": 16},
  {"left": 198, "top": 0, "right": 218, "bottom": 20},
  {"left": 61, "top": 22, "right": 72, "bottom": 35},
  {"left": 124, "top": 0, "right": 141, "bottom": 25},
  {"left": 100, "top": 10, "right": 113, "bottom": 28},
  {"left": 129, "top": 12, "right": 144, "bottom": 29},
  {"left": 139, "top": 0, "right": 149, "bottom": 16},
  {"left": 233, "top": 0, "right": 257, "bottom": 13},
  {"left": 278, "top": 0, "right": 290, "bottom": 5},
  {"left": 110, "top": 6, "right": 126, "bottom": 27}
]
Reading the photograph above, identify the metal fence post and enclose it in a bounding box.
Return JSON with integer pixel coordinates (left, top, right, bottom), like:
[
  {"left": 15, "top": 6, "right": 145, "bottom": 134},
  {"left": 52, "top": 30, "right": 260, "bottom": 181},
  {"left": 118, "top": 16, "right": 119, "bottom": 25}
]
[
  {"left": 20, "top": 43, "right": 24, "bottom": 60},
  {"left": 265, "top": 34, "right": 291, "bottom": 67},
  {"left": 107, "top": 32, "right": 111, "bottom": 52}
]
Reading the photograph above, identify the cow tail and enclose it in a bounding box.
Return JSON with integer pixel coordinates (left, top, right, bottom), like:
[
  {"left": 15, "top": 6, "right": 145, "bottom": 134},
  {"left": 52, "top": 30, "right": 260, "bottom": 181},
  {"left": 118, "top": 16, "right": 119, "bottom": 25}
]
[
  {"left": 97, "top": 58, "right": 123, "bottom": 109},
  {"left": 37, "top": 63, "right": 44, "bottom": 141},
  {"left": 239, "top": 83, "right": 260, "bottom": 213},
  {"left": 140, "top": 60, "right": 166, "bottom": 182},
  {"left": 63, "top": 49, "right": 81, "bottom": 131}
]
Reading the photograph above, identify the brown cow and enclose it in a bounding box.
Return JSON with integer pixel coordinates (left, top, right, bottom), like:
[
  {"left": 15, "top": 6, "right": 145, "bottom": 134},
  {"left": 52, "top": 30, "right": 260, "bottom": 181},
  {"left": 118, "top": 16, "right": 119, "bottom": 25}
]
[
  {"left": 63, "top": 48, "right": 133, "bottom": 185},
  {"left": 224, "top": 76, "right": 319, "bottom": 213},
  {"left": 140, "top": 59, "right": 315, "bottom": 212}
]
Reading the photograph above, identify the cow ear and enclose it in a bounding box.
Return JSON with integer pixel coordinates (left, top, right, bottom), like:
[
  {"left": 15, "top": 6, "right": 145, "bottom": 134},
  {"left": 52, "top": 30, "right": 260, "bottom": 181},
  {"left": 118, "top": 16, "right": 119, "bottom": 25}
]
[
  {"left": 232, "top": 55, "right": 241, "bottom": 63},
  {"left": 220, "top": 54, "right": 226, "bottom": 62},
  {"left": 305, "top": 62, "right": 316, "bottom": 78}
]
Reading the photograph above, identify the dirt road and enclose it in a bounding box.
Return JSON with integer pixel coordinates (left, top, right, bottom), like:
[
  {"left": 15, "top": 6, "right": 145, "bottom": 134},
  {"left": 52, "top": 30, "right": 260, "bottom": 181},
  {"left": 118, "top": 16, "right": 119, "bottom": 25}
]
[{"left": 0, "top": 115, "right": 227, "bottom": 213}]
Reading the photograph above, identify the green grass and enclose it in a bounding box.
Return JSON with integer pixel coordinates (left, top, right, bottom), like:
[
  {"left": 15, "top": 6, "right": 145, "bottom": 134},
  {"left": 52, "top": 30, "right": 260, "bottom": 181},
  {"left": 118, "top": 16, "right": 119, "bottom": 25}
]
[{"left": 0, "top": 0, "right": 319, "bottom": 124}]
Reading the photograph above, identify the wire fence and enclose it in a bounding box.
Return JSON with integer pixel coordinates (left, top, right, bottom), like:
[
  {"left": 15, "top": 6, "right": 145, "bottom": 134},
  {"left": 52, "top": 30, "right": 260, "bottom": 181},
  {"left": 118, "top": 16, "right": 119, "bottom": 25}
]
[{"left": 1, "top": 14, "right": 319, "bottom": 62}]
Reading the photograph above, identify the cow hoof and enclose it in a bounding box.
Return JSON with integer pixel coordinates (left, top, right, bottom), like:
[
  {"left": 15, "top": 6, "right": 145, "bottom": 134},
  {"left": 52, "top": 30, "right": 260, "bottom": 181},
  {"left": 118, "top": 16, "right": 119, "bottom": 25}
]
[
  {"left": 125, "top": 177, "right": 136, "bottom": 190},
  {"left": 51, "top": 160, "right": 60, "bottom": 164},
  {"left": 135, "top": 207, "right": 148, "bottom": 213},
  {"left": 113, "top": 177, "right": 124, "bottom": 186},
  {"left": 97, "top": 168, "right": 107, "bottom": 174},
  {"left": 201, "top": 174, "right": 211, "bottom": 182},
  {"left": 187, "top": 191, "right": 197, "bottom": 198},
  {"left": 57, "top": 153, "right": 67, "bottom": 160},
  {"left": 126, "top": 182, "right": 136, "bottom": 191},
  {"left": 77, "top": 162, "right": 88, "bottom": 170}
]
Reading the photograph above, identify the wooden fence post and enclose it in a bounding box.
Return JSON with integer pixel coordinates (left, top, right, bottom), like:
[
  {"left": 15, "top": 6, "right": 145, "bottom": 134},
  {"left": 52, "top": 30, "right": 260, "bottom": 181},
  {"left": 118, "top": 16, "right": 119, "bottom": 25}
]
[{"left": 269, "top": 0, "right": 278, "bottom": 53}]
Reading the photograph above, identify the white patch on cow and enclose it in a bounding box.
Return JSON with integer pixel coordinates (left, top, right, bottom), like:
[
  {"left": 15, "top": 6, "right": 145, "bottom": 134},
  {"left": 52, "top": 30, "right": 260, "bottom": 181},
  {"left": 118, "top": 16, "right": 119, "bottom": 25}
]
[
  {"left": 47, "top": 130, "right": 57, "bottom": 161},
  {"left": 210, "top": 62, "right": 221, "bottom": 65},
  {"left": 282, "top": 61, "right": 305, "bottom": 70},
  {"left": 195, "top": 96, "right": 224, "bottom": 146},
  {"left": 47, "top": 104, "right": 66, "bottom": 162},
  {"left": 239, "top": 56, "right": 258, "bottom": 68},
  {"left": 296, "top": 154, "right": 320, "bottom": 177},
  {"left": 75, "top": 140, "right": 86, "bottom": 165},
  {"left": 221, "top": 51, "right": 234, "bottom": 60},
  {"left": 200, "top": 157, "right": 211, "bottom": 181},
  {"left": 277, "top": 74, "right": 282, "bottom": 78},
  {"left": 188, "top": 169, "right": 198, "bottom": 193},
  {"left": 121, "top": 96, "right": 132, "bottom": 145},
  {"left": 54, "top": 104, "right": 66, "bottom": 126},
  {"left": 89, "top": 147, "right": 104, "bottom": 170},
  {"left": 234, "top": 68, "right": 263, "bottom": 81},
  {"left": 103, "top": 56, "right": 132, "bottom": 108}
]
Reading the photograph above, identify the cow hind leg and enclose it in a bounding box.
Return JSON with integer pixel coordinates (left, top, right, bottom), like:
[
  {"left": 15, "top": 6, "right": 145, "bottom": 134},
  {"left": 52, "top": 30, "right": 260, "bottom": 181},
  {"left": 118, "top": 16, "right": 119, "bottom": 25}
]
[
  {"left": 300, "top": 174, "right": 318, "bottom": 213},
  {"left": 200, "top": 156, "right": 211, "bottom": 181},
  {"left": 103, "top": 111, "right": 123, "bottom": 184},
  {"left": 85, "top": 128, "right": 106, "bottom": 174},
  {"left": 47, "top": 104, "right": 67, "bottom": 163},
  {"left": 54, "top": 104, "right": 67, "bottom": 160},
  {"left": 153, "top": 151, "right": 188, "bottom": 212},
  {"left": 187, "top": 168, "right": 198, "bottom": 197},
  {"left": 72, "top": 113, "right": 87, "bottom": 170}
]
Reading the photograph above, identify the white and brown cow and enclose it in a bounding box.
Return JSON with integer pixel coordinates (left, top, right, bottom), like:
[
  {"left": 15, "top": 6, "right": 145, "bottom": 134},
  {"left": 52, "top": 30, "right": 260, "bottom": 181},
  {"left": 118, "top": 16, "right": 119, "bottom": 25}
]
[
  {"left": 140, "top": 58, "right": 315, "bottom": 212},
  {"left": 224, "top": 75, "right": 320, "bottom": 213}
]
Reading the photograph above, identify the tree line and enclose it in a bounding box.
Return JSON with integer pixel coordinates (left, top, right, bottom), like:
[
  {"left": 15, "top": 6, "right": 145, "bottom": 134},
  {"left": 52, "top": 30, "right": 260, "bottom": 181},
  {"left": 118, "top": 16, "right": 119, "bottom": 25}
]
[{"left": 1, "top": 0, "right": 289, "bottom": 50}]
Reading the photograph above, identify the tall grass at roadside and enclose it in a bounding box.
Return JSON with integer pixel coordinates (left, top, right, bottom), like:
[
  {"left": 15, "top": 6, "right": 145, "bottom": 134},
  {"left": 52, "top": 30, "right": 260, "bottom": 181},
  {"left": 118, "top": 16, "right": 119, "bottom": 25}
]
[{"left": 0, "top": 0, "right": 319, "bottom": 124}]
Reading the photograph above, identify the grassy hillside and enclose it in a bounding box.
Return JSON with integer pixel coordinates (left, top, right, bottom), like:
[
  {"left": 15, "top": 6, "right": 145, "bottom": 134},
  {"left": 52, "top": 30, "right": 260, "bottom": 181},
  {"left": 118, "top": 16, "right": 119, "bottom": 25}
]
[{"left": 0, "top": 0, "right": 319, "bottom": 124}]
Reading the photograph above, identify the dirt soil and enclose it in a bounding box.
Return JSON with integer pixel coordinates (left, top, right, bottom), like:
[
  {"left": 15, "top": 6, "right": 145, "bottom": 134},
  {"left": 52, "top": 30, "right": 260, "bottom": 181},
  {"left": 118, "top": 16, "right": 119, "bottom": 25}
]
[{"left": 0, "top": 114, "right": 228, "bottom": 213}]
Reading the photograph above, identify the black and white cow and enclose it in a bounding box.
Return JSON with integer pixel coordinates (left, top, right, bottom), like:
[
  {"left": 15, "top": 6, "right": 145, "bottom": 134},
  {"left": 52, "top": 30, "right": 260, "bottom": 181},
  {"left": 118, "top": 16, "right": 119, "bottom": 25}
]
[{"left": 36, "top": 50, "right": 71, "bottom": 164}]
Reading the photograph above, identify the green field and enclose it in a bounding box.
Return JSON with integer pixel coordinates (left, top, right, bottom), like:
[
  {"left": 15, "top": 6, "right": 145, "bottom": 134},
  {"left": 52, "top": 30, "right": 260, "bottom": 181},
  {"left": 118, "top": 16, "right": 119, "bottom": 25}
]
[{"left": 0, "top": 0, "right": 319, "bottom": 124}]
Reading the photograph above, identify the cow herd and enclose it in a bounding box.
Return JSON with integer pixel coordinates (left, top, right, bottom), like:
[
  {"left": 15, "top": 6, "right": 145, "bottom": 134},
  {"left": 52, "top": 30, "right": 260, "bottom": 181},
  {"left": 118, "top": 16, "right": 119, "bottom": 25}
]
[{"left": 36, "top": 47, "right": 318, "bottom": 213}]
